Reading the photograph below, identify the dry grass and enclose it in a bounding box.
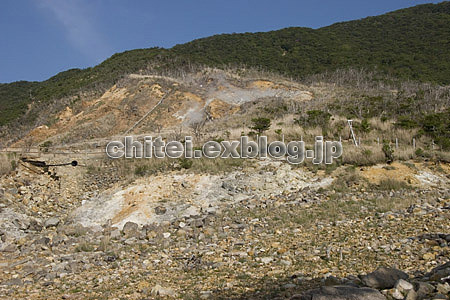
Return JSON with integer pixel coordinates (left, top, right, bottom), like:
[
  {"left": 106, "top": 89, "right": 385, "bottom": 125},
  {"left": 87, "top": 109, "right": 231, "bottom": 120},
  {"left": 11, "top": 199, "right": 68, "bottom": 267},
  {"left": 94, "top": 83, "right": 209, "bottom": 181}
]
[
  {"left": 374, "top": 178, "right": 412, "bottom": 191},
  {"left": 0, "top": 153, "right": 16, "bottom": 176},
  {"left": 85, "top": 154, "right": 251, "bottom": 180},
  {"left": 340, "top": 145, "right": 385, "bottom": 166}
]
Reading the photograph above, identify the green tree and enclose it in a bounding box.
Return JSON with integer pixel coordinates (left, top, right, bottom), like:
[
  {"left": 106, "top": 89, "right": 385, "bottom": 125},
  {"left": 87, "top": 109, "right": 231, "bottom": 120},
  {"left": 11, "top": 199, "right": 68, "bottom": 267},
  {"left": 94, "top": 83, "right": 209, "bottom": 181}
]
[{"left": 250, "top": 117, "right": 271, "bottom": 134}]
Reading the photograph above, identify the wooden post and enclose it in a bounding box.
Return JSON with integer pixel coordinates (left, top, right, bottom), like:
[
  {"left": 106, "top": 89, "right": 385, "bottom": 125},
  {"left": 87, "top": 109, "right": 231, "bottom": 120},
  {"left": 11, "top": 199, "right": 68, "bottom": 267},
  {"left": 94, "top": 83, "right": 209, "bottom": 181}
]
[
  {"left": 413, "top": 138, "right": 416, "bottom": 149},
  {"left": 395, "top": 138, "right": 398, "bottom": 149}
]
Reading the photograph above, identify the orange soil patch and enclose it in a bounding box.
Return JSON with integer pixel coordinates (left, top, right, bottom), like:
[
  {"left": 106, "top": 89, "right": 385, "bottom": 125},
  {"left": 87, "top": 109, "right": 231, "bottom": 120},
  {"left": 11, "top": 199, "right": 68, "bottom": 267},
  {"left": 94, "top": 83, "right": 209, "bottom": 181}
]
[
  {"left": 360, "top": 162, "right": 419, "bottom": 185},
  {"left": 206, "top": 99, "right": 240, "bottom": 119},
  {"left": 182, "top": 92, "right": 204, "bottom": 104},
  {"left": 249, "top": 80, "right": 275, "bottom": 89}
]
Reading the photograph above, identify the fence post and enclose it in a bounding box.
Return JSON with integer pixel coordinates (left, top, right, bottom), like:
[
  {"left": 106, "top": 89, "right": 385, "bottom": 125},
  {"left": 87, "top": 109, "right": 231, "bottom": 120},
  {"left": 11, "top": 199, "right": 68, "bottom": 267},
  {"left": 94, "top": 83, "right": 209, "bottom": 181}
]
[
  {"left": 395, "top": 138, "right": 398, "bottom": 149},
  {"left": 413, "top": 138, "right": 415, "bottom": 149}
]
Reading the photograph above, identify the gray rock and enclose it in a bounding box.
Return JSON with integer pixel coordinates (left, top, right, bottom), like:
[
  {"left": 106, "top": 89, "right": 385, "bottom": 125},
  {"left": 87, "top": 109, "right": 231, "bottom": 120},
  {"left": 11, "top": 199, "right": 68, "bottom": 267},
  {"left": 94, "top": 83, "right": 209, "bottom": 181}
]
[
  {"left": 1, "top": 278, "right": 23, "bottom": 287},
  {"left": 1, "top": 243, "right": 17, "bottom": 252},
  {"left": 436, "top": 283, "right": 450, "bottom": 295},
  {"left": 405, "top": 288, "right": 417, "bottom": 300},
  {"left": 190, "top": 218, "right": 204, "bottom": 228},
  {"left": 154, "top": 206, "right": 167, "bottom": 215},
  {"left": 122, "top": 221, "right": 140, "bottom": 238},
  {"left": 413, "top": 281, "right": 435, "bottom": 298},
  {"left": 291, "top": 285, "right": 386, "bottom": 300},
  {"left": 34, "top": 237, "right": 50, "bottom": 246},
  {"left": 395, "top": 279, "right": 414, "bottom": 294},
  {"left": 110, "top": 229, "right": 121, "bottom": 239},
  {"left": 325, "top": 276, "right": 343, "bottom": 286},
  {"left": 425, "top": 261, "right": 450, "bottom": 282},
  {"left": 389, "top": 288, "right": 404, "bottom": 300},
  {"left": 44, "top": 217, "right": 60, "bottom": 228},
  {"left": 29, "top": 219, "right": 43, "bottom": 231},
  {"left": 360, "top": 267, "right": 409, "bottom": 289}
]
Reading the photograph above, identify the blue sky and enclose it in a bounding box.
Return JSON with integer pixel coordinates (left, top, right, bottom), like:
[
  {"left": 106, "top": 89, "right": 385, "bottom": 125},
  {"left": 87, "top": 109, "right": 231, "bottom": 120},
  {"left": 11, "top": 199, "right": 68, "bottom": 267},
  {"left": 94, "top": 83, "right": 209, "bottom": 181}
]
[{"left": 0, "top": 0, "right": 442, "bottom": 83}]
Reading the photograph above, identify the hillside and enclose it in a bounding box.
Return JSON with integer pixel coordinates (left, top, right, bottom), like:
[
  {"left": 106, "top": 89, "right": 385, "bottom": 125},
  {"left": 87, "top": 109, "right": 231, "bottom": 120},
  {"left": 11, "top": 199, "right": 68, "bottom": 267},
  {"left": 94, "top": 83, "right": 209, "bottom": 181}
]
[
  {"left": 0, "top": 1, "right": 450, "bottom": 132},
  {"left": 1, "top": 2, "right": 450, "bottom": 299},
  {"left": 173, "top": 2, "right": 450, "bottom": 83}
]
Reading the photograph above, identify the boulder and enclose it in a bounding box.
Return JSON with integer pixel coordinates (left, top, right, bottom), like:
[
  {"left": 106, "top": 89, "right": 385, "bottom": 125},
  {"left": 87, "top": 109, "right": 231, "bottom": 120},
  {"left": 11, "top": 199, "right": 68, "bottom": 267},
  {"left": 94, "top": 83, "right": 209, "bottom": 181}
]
[
  {"left": 122, "top": 221, "right": 140, "bottom": 238},
  {"left": 360, "top": 267, "right": 409, "bottom": 289},
  {"left": 290, "top": 285, "right": 386, "bottom": 300},
  {"left": 424, "top": 261, "right": 450, "bottom": 282}
]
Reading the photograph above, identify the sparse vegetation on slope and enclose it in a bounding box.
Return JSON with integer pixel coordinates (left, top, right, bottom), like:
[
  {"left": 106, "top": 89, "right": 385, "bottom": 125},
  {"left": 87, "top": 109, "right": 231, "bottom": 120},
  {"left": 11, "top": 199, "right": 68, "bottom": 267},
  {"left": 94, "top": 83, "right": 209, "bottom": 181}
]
[{"left": 1, "top": 2, "right": 450, "bottom": 131}]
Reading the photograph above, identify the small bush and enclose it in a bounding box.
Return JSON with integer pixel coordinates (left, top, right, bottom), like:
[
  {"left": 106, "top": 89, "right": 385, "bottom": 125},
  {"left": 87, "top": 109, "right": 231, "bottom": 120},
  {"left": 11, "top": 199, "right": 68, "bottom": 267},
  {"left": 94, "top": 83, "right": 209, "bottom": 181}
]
[
  {"left": 414, "top": 148, "right": 424, "bottom": 157},
  {"left": 382, "top": 141, "right": 394, "bottom": 164},
  {"left": 179, "top": 158, "right": 193, "bottom": 169},
  {"left": 134, "top": 165, "right": 148, "bottom": 176},
  {"left": 40, "top": 140, "right": 53, "bottom": 153}
]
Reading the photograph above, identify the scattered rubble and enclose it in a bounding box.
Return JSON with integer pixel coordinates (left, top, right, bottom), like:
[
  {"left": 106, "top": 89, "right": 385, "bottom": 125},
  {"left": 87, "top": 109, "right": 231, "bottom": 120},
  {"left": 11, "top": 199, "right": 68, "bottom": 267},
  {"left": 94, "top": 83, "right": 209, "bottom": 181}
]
[{"left": 0, "top": 159, "right": 448, "bottom": 299}]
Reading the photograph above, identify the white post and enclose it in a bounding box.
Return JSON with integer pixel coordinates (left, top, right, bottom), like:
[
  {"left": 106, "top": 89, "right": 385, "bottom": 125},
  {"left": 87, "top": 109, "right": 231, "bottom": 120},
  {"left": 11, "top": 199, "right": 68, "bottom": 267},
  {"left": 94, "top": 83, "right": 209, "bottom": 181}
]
[
  {"left": 395, "top": 138, "right": 398, "bottom": 149},
  {"left": 377, "top": 137, "right": 380, "bottom": 145},
  {"left": 413, "top": 138, "right": 415, "bottom": 149},
  {"left": 348, "top": 120, "right": 358, "bottom": 147}
]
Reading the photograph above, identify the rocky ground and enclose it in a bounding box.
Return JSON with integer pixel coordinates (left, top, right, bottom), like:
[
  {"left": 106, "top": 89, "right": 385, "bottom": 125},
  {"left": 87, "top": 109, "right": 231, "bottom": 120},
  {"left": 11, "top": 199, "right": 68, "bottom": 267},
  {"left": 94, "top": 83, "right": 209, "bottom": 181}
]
[{"left": 0, "top": 159, "right": 449, "bottom": 299}]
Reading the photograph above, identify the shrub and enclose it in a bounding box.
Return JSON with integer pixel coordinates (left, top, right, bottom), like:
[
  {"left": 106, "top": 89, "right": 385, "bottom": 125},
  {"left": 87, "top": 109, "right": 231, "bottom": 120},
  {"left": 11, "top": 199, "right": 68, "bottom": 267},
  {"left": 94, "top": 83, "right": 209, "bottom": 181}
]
[
  {"left": 395, "top": 116, "right": 418, "bottom": 129},
  {"left": 40, "top": 140, "right": 53, "bottom": 153},
  {"left": 296, "top": 110, "right": 331, "bottom": 128},
  {"left": 382, "top": 141, "right": 394, "bottom": 164},
  {"left": 360, "top": 119, "right": 371, "bottom": 133},
  {"left": 250, "top": 117, "right": 271, "bottom": 134},
  {"left": 134, "top": 165, "right": 148, "bottom": 176},
  {"left": 179, "top": 158, "right": 193, "bottom": 169},
  {"left": 414, "top": 148, "right": 424, "bottom": 157}
]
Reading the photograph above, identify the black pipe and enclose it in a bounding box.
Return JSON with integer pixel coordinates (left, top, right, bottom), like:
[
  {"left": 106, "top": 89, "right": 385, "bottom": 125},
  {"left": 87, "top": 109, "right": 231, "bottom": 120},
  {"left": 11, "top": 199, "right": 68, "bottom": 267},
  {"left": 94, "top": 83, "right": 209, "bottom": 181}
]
[{"left": 21, "top": 158, "right": 78, "bottom": 167}]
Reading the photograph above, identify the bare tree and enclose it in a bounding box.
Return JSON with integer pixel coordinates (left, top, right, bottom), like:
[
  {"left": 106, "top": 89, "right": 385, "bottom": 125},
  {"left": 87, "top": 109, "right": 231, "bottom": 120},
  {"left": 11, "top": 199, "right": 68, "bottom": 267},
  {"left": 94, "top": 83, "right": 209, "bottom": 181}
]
[{"left": 187, "top": 110, "right": 207, "bottom": 139}]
